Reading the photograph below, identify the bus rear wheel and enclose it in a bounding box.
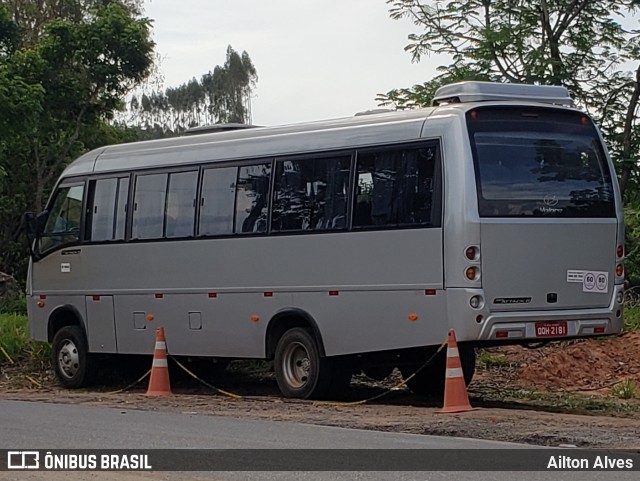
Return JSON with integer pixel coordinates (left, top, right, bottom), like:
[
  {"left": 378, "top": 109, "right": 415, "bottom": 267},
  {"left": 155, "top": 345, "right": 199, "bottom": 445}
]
[
  {"left": 52, "top": 326, "right": 97, "bottom": 389},
  {"left": 274, "top": 328, "right": 332, "bottom": 399}
]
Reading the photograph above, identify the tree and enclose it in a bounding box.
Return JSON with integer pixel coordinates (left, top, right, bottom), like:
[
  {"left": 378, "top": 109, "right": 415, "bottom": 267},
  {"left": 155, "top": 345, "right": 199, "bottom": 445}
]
[
  {"left": 0, "top": 1, "right": 154, "bottom": 277},
  {"left": 5, "top": 0, "right": 144, "bottom": 47},
  {"left": 381, "top": 0, "right": 640, "bottom": 196},
  {"left": 206, "top": 45, "right": 258, "bottom": 124},
  {"left": 125, "top": 45, "right": 258, "bottom": 136}
]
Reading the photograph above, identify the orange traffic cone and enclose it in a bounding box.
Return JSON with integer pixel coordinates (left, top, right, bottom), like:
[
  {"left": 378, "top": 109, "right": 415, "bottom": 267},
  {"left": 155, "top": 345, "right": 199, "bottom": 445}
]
[
  {"left": 146, "top": 327, "right": 172, "bottom": 397},
  {"left": 438, "top": 329, "right": 474, "bottom": 413}
]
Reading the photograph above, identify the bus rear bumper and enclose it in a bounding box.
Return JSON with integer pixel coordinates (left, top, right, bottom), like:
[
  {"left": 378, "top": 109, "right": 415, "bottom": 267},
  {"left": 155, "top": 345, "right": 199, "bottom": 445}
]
[{"left": 446, "top": 284, "right": 624, "bottom": 343}]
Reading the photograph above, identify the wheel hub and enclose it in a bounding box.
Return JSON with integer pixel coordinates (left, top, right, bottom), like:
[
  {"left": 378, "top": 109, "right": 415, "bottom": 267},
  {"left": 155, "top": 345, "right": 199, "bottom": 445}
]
[
  {"left": 282, "top": 342, "right": 311, "bottom": 389},
  {"left": 58, "top": 340, "right": 80, "bottom": 379}
]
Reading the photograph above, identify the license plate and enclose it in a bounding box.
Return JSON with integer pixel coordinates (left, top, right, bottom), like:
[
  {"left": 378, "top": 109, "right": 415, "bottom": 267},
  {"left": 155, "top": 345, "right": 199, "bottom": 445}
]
[{"left": 535, "top": 321, "right": 568, "bottom": 337}]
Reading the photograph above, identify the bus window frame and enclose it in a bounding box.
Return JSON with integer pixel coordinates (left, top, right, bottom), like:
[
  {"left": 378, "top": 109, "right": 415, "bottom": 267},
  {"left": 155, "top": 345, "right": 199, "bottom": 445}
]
[{"left": 37, "top": 179, "right": 88, "bottom": 256}]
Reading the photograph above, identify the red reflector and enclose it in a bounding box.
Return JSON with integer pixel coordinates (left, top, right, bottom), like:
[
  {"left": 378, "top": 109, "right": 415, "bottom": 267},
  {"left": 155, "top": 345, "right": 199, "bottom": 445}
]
[
  {"left": 581, "top": 115, "right": 588, "bottom": 125},
  {"left": 92, "top": 295, "right": 100, "bottom": 301},
  {"left": 496, "top": 331, "right": 508, "bottom": 338},
  {"left": 264, "top": 292, "right": 273, "bottom": 297},
  {"left": 208, "top": 293, "right": 217, "bottom": 298},
  {"left": 470, "top": 110, "right": 477, "bottom": 120},
  {"left": 594, "top": 327, "right": 605, "bottom": 334},
  {"left": 329, "top": 291, "right": 339, "bottom": 296},
  {"left": 155, "top": 293, "right": 163, "bottom": 299},
  {"left": 617, "top": 245, "right": 624, "bottom": 258},
  {"left": 424, "top": 289, "right": 437, "bottom": 296},
  {"left": 39, "top": 295, "right": 47, "bottom": 300}
]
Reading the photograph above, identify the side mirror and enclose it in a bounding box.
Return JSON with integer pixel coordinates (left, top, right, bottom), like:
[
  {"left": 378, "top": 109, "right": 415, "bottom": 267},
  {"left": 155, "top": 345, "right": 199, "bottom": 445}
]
[
  {"left": 23, "top": 211, "right": 47, "bottom": 260},
  {"left": 23, "top": 212, "right": 37, "bottom": 241},
  {"left": 35, "top": 210, "right": 48, "bottom": 235}
]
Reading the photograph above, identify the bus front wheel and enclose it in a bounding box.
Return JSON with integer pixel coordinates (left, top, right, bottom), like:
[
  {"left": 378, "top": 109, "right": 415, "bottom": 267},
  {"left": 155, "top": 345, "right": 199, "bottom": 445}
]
[
  {"left": 274, "top": 328, "right": 332, "bottom": 399},
  {"left": 52, "top": 326, "right": 97, "bottom": 389}
]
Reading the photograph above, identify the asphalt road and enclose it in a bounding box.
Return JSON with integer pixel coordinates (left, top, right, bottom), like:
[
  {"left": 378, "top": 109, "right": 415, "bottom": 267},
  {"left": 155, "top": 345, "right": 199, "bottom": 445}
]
[{"left": 0, "top": 400, "right": 637, "bottom": 481}]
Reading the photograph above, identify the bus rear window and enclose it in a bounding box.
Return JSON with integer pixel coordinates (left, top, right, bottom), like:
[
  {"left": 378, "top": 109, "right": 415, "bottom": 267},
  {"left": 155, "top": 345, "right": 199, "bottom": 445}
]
[{"left": 467, "top": 107, "right": 615, "bottom": 218}]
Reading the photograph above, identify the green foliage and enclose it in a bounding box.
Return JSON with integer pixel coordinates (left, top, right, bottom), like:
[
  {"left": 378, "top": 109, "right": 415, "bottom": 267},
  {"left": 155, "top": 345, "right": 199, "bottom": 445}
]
[
  {"left": 0, "top": 1, "right": 154, "bottom": 280},
  {"left": 0, "top": 313, "right": 49, "bottom": 367},
  {"left": 623, "top": 305, "right": 640, "bottom": 331},
  {"left": 624, "top": 208, "right": 640, "bottom": 286},
  {"left": 0, "top": 295, "right": 26, "bottom": 316},
  {"left": 611, "top": 379, "right": 637, "bottom": 399},
  {"left": 477, "top": 350, "right": 510, "bottom": 368}
]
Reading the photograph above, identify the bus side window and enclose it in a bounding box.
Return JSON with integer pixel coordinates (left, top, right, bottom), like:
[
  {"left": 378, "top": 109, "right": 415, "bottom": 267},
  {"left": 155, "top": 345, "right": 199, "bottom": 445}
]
[
  {"left": 235, "top": 163, "right": 271, "bottom": 234},
  {"left": 353, "top": 145, "right": 438, "bottom": 228},
  {"left": 131, "top": 173, "right": 168, "bottom": 239},
  {"left": 39, "top": 184, "right": 85, "bottom": 253},
  {"left": 199, "top": 167, "right": 236, "bottom": 236},
  {"left": 90, "top": 177, "right": 129, "bottom": 242},
  {"left": 271, "top": 155, "right": 350, "bottom": 232},
  {"left": 165, "top": 171, "right": 197, "bottom": 238}
]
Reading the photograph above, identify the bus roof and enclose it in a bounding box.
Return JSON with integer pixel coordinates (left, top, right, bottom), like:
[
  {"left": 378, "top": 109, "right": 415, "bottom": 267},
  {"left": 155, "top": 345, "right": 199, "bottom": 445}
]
[
  {"left": 60, "top": 108, "right": 439, "bottom": 177},
  {"left": 60, "top": 95, "right": 580, "bottom": 179}
]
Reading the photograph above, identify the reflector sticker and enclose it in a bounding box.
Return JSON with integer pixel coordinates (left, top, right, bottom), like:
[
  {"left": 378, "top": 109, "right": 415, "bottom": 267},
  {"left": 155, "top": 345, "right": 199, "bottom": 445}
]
[
  {"left": 60, "top": 263, "right": 71, "bottom": 273},
  {"left": 567, "top": 270, "right": 608, "bottom": 293}
]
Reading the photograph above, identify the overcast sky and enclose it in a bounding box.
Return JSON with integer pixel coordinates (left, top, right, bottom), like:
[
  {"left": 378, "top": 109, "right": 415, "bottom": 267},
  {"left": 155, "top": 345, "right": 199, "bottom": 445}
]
[{"left": 144, "top": 0, "right": 446, "bottom": 126}]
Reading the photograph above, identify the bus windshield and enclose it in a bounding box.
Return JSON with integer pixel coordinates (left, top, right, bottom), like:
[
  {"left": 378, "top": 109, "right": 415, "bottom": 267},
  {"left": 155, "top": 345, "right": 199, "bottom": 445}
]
[{"left": 467, "top": 107, "right": 616, "bottom": 218}]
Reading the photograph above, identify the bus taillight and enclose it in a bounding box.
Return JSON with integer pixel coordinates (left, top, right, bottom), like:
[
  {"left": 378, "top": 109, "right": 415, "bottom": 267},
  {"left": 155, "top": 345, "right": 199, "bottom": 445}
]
[{"left": 465, "top": 246, "right": 479, "bottom": 261}]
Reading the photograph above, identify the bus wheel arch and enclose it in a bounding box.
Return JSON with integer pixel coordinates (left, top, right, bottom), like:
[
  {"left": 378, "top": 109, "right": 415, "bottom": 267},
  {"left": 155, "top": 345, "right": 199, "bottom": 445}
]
[
  {"left": 47, "top": 305, "right": 85, "bottom": 343},
  {"left": 265, "top": 309, "right": 326, "bottom": 359}
]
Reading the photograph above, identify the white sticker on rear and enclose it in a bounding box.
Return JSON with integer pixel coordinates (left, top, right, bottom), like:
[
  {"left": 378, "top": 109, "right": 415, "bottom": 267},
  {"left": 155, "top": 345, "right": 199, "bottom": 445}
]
[
  {"left": 61, "top": 263, "right": 71, "bottom": 273},
  {"left": 567, "top": 270, "right": 585, "bottom": 283},
  {"left": 567, "top": 270, "right": 609, "bottom": 293}
]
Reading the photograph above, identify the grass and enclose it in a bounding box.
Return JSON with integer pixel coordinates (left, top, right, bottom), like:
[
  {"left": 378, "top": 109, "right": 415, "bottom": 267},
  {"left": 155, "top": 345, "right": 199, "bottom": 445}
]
[
  {"left": 0, "top": 313, "right": 50, "bottom": 368},
  {"left": 611, "top": 379, "right": 637, "bottom": 400},
  {"left": 477, "top": 350, "right": 511, "bottom": 368},
  {"left": 491, "top": 389, "right": 640, "bottom": 415},
  {"left": 623, "top": 305, "right": 640, "bottom": 332}
]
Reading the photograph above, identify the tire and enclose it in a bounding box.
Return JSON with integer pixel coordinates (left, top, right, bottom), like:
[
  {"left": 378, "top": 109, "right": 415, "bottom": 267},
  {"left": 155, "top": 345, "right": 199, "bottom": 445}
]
[
  {"left": 51, "top": 326, "right": 97, "bottom": 389},
  {"left": 400, "top": 346, "right": 476, "bottom": 398},
  {"left": 326, "top": 357, "right": 353, "bottom": 399},
  {"left": 274, "top": 328, "right": 332, "bottom": 399}
]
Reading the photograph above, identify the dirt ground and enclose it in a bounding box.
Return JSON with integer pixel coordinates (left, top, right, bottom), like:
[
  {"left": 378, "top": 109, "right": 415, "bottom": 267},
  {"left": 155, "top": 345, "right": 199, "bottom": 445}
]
[{"left": 1, "top": 332, "right": 639, "bottom": 450}]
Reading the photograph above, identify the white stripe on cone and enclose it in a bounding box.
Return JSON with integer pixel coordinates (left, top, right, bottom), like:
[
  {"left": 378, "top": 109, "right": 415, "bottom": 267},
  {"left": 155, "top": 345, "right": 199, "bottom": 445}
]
[
  {"left": 152, "top": 359, "right": 168, "bottom": 368},
  {"left": 155, "top": 341, "right": 167, "bottom": 350},
  {"left": 447, "top": 347, "right": 459, "bottom": 357},
  {"left": 445, "top": 367, "right": 464, "bottom": 378}
]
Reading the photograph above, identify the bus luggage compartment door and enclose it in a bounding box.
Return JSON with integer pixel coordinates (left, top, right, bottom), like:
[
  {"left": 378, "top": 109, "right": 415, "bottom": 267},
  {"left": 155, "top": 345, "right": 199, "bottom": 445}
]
[{"left": 85, "top": 295, "right": 117, "bottom": 352}]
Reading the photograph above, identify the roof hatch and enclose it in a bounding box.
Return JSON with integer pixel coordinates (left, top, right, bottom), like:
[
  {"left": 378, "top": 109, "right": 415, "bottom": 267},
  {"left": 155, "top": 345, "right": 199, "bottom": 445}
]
[
  {"left": 184, "top": 123, "right": 260, "bottom": 135},
  {"left": 432, "top": 81, "right": 574, "bottom": 107}
]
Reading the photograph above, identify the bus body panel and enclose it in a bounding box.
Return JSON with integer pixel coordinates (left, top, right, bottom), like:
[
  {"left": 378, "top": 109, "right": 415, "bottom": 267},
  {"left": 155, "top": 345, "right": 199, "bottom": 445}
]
[
  {"left": 481, "top": 219, "right": 617, "bottom": 311},
  {"left": 30, "top": 228, "right": 444, "bottom": 357}
]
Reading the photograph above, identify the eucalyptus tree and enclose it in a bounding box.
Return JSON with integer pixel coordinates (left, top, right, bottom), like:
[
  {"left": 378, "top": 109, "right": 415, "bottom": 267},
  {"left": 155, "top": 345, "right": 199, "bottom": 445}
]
[{"left": 127, "top": 45, "right": 258, "bottom": 135}]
